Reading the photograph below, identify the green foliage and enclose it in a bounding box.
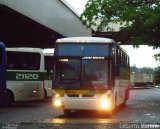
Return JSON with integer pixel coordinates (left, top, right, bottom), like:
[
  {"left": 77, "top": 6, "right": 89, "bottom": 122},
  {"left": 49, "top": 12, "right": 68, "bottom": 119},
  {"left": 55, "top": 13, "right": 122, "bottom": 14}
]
[
  {"left": 154, "top": 53, "right": 160, "bottom": 61},
  {"left": 130, "top": 66, "right": 154, "bottom": 74},
  {"left": 80, "top": 0, "right": 160, "bottom": 47}
]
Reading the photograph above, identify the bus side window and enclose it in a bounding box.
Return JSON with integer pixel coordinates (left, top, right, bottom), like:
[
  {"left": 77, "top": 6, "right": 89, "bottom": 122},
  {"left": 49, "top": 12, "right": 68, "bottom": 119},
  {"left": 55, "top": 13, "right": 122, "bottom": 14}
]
[
  {"left": 8, "top": 63, "right": 14, "bottom": 69},
  {"left": 22, "top": 62, "right": 28, "bottom": 69},
  {"left": 7, "top": 51, "right": 20, "bottom": 70},
  {"left": 115, "top": 48, "right": 120, "bottom": 76},
  {"left": 22, "top": 53, "right": 40, "bottom": 70}
]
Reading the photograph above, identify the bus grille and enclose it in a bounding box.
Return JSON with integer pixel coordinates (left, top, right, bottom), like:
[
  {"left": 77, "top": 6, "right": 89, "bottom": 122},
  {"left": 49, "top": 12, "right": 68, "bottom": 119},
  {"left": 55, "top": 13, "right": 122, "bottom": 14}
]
[
  {"left": 67, "top": 94, "right": 95, "bottom": 97},
  {"left": 82, "top": 95, "right": 95, "bottom": 97},
  {"left": 67, "top": 94, "right": 79, "bottom": 97}
]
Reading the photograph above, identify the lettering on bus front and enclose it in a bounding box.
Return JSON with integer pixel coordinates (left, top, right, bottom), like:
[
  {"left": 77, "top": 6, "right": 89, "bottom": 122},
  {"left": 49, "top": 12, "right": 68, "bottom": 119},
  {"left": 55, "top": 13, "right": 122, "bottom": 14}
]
[
  {"left": 82, "top": 57, "right": 105, "bottom": 59},
  {"left": 16, "top": 73, "right": 39, "bottom": 80}
]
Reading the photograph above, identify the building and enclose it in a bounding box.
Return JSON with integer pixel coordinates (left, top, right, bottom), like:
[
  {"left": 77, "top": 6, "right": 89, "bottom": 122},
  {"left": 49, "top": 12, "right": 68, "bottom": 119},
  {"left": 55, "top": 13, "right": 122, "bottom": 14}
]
[{"left": 0, "top": 0, "right": 91, "bottom": 48}]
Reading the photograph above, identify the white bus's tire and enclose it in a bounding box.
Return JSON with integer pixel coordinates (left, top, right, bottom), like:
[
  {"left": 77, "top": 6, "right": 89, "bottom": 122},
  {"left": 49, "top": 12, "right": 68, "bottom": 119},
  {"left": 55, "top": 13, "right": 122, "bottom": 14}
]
[
  {"left": 121, "top": 93, "right": 127, "bottom": 107},
  {"left": 121, "top": 89, "right": 128, "bottom": 107},
  {"left": 43, "top": 89, "right": 47, "bottom": 100},
  {"left": 5, "top": 90, "right": 14, "bottom": 106},
  {"left": 63, "top": 109, "right": 71, "bottom": 116}
]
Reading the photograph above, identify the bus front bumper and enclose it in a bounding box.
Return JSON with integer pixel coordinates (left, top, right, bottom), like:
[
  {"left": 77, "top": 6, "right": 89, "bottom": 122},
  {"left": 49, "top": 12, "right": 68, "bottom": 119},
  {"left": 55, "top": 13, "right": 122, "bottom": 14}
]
[{"left": 53, "top": 97, "right": 113, "bottom": 111}]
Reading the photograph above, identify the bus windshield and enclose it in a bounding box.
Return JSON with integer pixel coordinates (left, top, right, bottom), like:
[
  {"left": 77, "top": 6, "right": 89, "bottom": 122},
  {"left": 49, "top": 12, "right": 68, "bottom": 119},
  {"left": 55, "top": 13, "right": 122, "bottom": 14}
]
[
  {"left": 55, "top": 59, "right": 81, "bottom": 89},
  {"left": 55, "top": 59, "right": 109, "bottom": 90}
]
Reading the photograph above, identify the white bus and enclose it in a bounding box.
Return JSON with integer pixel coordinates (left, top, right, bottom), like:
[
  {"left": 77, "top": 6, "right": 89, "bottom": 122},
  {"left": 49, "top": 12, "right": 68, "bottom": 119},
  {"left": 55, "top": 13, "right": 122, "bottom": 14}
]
[
  {"left": 5, "top": 48, "right": 54, "bottom": 105},
  {"left": 53, "top": 37, "right": 130, "bottom": 116}
]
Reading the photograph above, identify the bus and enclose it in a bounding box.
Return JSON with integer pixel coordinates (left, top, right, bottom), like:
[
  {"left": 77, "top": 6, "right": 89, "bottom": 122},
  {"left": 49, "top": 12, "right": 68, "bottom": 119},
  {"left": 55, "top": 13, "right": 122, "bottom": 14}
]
[
  {"left": 53, "top": 37, "right": 130, "bottom": 116},
  {"left": 0, "top": 42, "right": 6, "bottom": 106},
  {"left": 5, "top": 48, "right": 53, "bottom": 105}
]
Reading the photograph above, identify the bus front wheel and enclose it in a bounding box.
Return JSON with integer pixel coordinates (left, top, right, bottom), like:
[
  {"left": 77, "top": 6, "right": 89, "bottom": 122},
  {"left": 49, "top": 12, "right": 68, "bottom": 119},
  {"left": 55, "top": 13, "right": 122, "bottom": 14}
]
[
  {"left": 43, "top": 89, "right": 47, "bottom": 100},
  {"left": 5, "top": 90, "right": 14, "bottom": 106},
  {"left": 63, "top": 109, "right": 72, "bottom": 116}
]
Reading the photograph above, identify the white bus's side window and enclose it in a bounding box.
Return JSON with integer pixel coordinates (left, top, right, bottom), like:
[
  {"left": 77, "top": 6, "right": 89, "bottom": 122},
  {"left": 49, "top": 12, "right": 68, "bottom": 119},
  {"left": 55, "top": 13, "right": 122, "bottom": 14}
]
[{"left": 7, "top": 52, "right": 40, "bottom": 70}]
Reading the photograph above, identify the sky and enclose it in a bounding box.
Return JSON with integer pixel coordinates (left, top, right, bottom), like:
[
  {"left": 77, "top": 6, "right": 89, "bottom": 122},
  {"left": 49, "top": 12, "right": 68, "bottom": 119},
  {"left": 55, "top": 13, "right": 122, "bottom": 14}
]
[
  {"left": 121, "top": 45, "right": 160, "bottom": 68},
  {"left": 64, "top": 0, "right": 160, "bottom": 68},
  {"left": 64, "top": 0, "right": 88, "bottom": 15}
]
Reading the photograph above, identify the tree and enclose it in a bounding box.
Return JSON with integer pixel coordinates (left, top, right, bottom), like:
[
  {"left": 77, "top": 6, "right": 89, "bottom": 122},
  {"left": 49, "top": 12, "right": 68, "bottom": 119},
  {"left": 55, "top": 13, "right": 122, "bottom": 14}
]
[
  {"left": 130, "top": 66, "right": 154, "bottom": 74},
  {"left": 154, "top": 53, "right": 160, "bottom": 62},
  {"left": 80, "top": 0, "right": 160, "bottom": 47},
  {"left": 153, "top": 66, "right": 160, "bottom": 84}
]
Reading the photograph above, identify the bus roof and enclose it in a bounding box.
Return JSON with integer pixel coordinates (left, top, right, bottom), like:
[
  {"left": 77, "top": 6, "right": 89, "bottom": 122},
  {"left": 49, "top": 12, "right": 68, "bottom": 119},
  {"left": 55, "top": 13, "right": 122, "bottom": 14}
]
[
  {"left": 56, "top": 37, "right": 128, "bottom": 54},
  {"left": 6, "top": 47, "right": 43, "bottom": 53},
  {"left": 56, "top": 37, "right": 116, "bottom": 43}
]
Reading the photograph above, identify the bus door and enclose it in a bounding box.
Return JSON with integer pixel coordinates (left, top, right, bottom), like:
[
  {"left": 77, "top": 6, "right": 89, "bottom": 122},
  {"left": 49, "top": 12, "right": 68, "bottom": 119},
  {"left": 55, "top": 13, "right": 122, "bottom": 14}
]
[{"left": 0, "top": 42, "right": 6, "bottom": 105}]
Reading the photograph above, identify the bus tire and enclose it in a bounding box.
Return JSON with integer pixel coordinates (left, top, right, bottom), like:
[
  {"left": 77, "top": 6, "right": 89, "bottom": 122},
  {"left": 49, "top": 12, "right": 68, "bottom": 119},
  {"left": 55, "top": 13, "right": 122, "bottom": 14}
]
[
  {"left": 121, "top": 89, "right": 129, "bottom": 107},
  {"left": 5, "top": 90, "right": 14, "bottom": 106},
  {"left": 63, "top": 109, "right": 71, "bottom": 116}
]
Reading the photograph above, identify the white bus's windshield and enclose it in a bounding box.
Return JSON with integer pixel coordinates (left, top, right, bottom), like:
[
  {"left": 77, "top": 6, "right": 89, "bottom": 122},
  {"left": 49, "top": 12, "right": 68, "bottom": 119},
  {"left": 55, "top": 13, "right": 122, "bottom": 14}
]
[
  {"left": 83, "top": 59, "right": 108, "bottom": 89},
  {"left": 55, "top": 59, "right": 109, "bottom": 90}
]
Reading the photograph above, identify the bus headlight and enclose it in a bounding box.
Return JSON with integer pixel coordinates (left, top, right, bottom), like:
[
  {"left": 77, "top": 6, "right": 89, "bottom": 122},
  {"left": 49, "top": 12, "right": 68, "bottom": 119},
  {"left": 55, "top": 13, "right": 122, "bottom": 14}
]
[
  {"left": 100, "top": 99, "right": 111, "bottom": 110},
  {"left": 53, "top": 99, "right": 63, "bottom": 108},
  {"left": 55, "top": 93, "right": 60, "bottom": 98}
]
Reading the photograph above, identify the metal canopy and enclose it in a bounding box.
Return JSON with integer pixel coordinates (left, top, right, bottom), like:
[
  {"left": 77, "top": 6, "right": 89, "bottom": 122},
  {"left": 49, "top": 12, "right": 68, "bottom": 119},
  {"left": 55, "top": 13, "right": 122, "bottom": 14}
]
[{"left": 0, "top": 5, "right": 63, "bottom": 48}]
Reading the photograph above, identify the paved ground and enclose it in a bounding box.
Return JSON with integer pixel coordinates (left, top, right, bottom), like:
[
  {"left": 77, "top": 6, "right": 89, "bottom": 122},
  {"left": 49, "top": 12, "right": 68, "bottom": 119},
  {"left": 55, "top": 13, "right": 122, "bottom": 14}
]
[{"left": 0, "top": 88, "right": 160, "bottom": 129}]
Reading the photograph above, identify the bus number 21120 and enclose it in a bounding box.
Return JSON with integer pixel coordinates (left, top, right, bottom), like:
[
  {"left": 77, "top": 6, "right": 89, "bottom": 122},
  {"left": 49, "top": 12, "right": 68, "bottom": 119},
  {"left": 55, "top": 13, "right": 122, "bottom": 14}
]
[{"left": 16, "top": 73, "right": 39, "bottom": 80}]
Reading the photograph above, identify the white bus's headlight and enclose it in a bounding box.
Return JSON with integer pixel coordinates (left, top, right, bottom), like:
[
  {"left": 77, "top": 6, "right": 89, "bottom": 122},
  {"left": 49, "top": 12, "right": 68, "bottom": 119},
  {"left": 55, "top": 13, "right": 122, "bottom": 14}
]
[
  {"left": 100, "top": 99, "right": 111, "bottom": 110},
  {"left": 55, "top": 93, "right": 60, "bottom": 98},
  {"left": 53, "top": 99, "right": 63, "bottom": 108}
]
